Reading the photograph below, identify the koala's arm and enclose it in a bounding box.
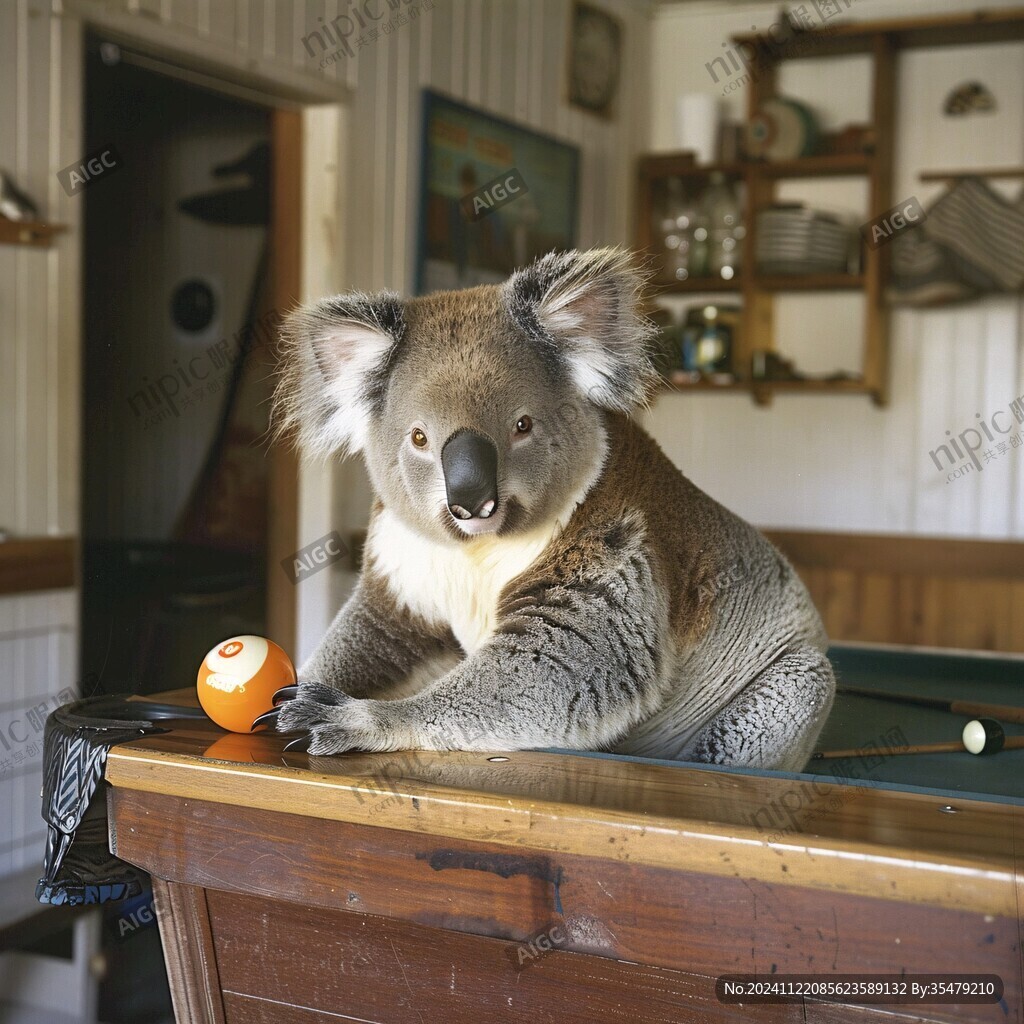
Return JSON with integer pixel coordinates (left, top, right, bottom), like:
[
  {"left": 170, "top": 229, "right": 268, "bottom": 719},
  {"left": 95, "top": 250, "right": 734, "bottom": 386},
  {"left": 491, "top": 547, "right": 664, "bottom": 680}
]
[
  {"left": 297, "top": 575, "right": 457, "bottom": 700},
  {"left": 276, "top": 516, "right": 667, "bottom": 753}
]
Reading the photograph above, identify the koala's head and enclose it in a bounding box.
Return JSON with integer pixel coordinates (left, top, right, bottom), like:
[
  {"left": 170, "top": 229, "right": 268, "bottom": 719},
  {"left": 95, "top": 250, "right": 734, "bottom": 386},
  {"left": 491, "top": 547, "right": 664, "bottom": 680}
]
[{"left": 275, "top": 248, "right": 656, "bottom": 545}]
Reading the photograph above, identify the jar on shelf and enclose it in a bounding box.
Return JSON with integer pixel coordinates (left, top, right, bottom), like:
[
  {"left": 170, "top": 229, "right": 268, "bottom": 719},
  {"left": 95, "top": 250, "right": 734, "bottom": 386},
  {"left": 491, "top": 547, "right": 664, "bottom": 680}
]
[{"left": 681, "top": 303, "right": 738, "bottom": 375}]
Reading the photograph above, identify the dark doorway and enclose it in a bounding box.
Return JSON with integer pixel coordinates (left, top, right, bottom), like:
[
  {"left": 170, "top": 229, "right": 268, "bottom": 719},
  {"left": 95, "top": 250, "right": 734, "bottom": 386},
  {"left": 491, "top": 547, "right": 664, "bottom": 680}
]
[
  {"left": 80, "top": 34, "right": 278, "bottom": 1022},
  {"left": 81, "top": 37, "right": 275, "bottom": 698}
]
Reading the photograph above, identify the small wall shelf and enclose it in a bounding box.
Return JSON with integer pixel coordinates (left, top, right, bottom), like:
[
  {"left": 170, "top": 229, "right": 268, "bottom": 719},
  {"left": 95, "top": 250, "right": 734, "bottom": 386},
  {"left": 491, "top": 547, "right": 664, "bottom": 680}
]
[
  {"left": 0, "top": 218, "right": 67, "bottom": 248},
  {"left": 753, "top": 153, "right": 873, "bottom": 179},
  {"left": 664, "top": 374, "right": 871, "bottom": 406}
]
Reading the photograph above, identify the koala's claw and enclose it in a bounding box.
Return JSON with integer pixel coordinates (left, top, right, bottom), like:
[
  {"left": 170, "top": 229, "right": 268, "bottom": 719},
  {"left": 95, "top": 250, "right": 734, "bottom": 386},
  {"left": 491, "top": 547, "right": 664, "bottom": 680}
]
[
  {"left": 273, "top": 681, "right": 371, "bottom": 755},
  {"left": 273, "top": 684, "right": 300, "bottom": 705},
  {"left": 251, "top": 708, "right": 281, "bottom": 731}
]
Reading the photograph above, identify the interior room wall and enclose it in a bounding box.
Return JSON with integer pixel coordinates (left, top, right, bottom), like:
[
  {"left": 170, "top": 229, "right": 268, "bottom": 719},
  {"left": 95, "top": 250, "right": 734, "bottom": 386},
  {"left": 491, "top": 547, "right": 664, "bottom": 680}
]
[{"left": 645, "top": 0, "right": 1024, "bottom": 538}]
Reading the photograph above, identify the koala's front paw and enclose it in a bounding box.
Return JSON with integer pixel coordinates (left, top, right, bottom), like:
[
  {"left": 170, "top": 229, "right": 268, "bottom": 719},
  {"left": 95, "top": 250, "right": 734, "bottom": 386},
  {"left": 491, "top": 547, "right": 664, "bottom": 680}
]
[{"left": 253, "top": 680, "right": 375, "bottom": 755}]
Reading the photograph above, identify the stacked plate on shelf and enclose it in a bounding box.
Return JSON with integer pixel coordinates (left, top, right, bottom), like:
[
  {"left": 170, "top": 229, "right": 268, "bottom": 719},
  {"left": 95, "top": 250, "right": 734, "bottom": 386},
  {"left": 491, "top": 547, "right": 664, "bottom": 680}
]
[{"left": 756, "top": 205, "right": 857, "bottom": 275}]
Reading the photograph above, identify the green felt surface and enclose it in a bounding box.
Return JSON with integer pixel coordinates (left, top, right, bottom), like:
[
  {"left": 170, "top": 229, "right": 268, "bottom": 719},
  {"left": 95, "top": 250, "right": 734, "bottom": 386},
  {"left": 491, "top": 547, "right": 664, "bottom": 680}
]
[
  {"left": 804, "top": 644, "right": 1024, "bottom": 801},
  {"left": 554, "top": 643, "right": 1024, "bottom": 806}
]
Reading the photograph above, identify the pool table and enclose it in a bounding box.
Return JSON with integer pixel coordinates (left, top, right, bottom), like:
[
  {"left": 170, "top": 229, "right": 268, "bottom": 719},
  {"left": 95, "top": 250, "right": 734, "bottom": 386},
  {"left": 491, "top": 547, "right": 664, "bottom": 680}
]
[{"left": 103, "top": 643, "right": 1023, "bottom": 1023}]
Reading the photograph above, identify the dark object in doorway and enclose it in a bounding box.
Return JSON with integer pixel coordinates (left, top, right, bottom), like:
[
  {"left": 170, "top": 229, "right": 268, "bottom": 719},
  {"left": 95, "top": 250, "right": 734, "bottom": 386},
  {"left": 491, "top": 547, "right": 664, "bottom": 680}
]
[
  {"left": 178, "top": 142, "right": 269, "bottom": 226},
  {"left": 171, "top": 278, "right": 217, "bottom": 332}
]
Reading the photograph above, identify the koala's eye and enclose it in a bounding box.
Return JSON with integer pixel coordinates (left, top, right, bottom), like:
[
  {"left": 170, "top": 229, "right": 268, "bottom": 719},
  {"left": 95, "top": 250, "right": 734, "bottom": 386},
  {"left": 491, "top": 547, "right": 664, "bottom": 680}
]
[
  {"left": 515, "top": 416, "right": 533, "bottom": 435},
  {"left": 411, "top": 428, "right": 428, "bottom": 449}
]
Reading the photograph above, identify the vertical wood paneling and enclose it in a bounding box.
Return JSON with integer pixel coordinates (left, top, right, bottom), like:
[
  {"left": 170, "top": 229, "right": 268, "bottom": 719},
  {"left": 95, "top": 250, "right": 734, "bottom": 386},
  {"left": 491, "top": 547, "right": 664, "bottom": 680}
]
[
  {"left": 371, "top": 13, "right": 390, "bottom": 287},
  {"left": 0, "top": 0, "right": 15, "bottom": 533},
  {"left": 465, "top": 0, "right": 483, "bottom": 105},
  {"left": 0, "top": 1, "right": 82, "bottom": 538},
  {"left": 311, "top": 0, "right": 340, "bottom": 88},
  {"left": 342, "top": 0, "right": 650, "bottom": 293},
  {"left": 333, "top": 0, "right": 643, "bottom": 298},
  {"left": 493, "top": 0, "right": 516, "bottom": 115},
  {"left": 514, "top": 0, "right": 531, "bottom": 123},
  {"left": 0, "top": 590, "right": 77, "bottom": 874},
  {"left": 207, "top": 0, "right": 235, "bottom": 47},
  {"left": 449, "top": 0, "right": 466, "bottom": 97},
  {"left": 391, "top": 10, "right": 414, "bottom": 288},
  {"left": 54, "top": 12, "right": 83, "bottom": 537},
  {"left": 233, "top": 0, "right": 250, "bottom": 52},
  {"left": 253, "top": 0, "right": 272, "bottom": 59},
  {"left": 526, "top": 1, "right": 544, "bottom": 127},
  {"left": 24, "top": 4, "right": 51, "bottom": 537},
  {"left": 169, "top": 0, "right": 200, "bottom": 36},
  {"left": 130, "top": 0, "right": 164, "bottom": 18},
  {"left": 13, "top": 0, "right": 30, "bottom": 533}
]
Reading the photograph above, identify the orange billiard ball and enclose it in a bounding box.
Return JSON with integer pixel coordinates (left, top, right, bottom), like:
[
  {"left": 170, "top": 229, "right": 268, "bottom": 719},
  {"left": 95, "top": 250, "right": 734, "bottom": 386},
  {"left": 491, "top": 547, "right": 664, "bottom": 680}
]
[{"left": 196, "top": 635, "right": 296, "bottom": 733}]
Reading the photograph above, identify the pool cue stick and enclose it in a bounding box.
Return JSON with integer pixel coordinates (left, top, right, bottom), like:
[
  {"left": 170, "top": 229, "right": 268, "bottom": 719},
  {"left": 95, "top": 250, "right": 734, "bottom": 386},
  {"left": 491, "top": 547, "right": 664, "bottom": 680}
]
[
  {"left": 814, "top": 718, "right": 1017, "bottom": 760},
  {"left": 811, "top": 735, "right": 1024, "bottom": 760},
  {"left": 835, "top": 686, "right": 1024, "bottom": 726}
]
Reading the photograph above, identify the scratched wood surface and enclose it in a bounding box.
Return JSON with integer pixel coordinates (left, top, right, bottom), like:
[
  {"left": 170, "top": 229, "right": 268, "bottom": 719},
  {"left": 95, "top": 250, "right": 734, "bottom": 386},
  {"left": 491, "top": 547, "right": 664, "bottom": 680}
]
[
  {"left": 205, "top": 886, "right": 978, "bottom": 1024},
  {"left": 105, "top": 690, "right": 1024, "bottom": 920},
  {"left": 110, "top": 787, "right": 1022, "bottom": 1024}
]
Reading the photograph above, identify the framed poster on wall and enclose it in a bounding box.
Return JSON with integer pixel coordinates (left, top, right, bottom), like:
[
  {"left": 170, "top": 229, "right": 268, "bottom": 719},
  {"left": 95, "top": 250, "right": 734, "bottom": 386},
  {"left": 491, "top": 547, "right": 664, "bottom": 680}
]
[{"left": 415, "top": 90, "right": 580, "bottom": 294}]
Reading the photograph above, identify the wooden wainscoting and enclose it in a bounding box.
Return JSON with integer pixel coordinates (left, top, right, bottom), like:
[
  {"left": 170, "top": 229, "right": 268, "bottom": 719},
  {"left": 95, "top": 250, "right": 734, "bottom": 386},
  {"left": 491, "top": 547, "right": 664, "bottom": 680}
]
[{"left": 764, "top": 531, "right": 1024, "bottom": 654}]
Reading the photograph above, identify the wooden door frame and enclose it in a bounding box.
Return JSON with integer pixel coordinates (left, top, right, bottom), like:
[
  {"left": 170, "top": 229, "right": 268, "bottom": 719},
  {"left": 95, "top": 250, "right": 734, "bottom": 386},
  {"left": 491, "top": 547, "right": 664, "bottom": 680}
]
[{"left": 266, "top": 109, "right": 302, "bottom": 654}]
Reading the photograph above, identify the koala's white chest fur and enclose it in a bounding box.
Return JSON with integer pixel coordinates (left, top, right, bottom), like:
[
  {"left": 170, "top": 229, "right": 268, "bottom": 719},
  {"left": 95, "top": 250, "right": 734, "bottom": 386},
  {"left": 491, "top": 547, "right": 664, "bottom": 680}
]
[{"left": 367, "top": 509, "right": 558, "bottom": 654}]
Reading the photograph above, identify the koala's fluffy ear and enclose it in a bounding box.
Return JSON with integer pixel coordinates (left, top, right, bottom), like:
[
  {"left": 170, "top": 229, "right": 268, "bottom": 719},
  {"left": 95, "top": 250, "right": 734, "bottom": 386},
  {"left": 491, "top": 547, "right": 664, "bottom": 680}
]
[
  {"left": 274, "top": 292, "right": 405, "bottom": 458},
  {"left": 503, "top": 248, "right": 658, "bottom": 411}
]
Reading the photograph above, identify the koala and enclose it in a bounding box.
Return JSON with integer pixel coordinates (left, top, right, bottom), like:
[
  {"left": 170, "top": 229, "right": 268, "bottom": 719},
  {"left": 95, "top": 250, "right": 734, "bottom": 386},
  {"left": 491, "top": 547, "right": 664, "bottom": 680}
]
[{"left": 261, "top": 248, "right": 835, "bottom": 771}]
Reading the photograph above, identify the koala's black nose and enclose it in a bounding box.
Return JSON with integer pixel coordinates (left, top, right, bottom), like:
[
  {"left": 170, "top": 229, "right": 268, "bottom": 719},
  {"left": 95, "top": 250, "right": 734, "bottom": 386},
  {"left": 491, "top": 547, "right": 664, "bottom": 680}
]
[{"left": 441, "top": 429, "right": 498, "bottom": 520}]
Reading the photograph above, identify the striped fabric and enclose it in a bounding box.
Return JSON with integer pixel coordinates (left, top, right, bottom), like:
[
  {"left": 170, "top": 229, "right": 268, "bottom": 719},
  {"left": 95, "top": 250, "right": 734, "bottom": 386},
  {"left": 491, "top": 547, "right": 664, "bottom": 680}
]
[{"left": 922, "top": 177, "right": 1024, "bottom": 292}]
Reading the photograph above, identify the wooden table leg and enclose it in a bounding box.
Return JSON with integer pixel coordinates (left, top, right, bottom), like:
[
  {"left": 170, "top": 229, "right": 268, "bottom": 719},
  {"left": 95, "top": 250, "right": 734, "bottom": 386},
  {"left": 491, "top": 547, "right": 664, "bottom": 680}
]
[{"left": 152, "top": 878, "right": 226, "bottom": 1024}]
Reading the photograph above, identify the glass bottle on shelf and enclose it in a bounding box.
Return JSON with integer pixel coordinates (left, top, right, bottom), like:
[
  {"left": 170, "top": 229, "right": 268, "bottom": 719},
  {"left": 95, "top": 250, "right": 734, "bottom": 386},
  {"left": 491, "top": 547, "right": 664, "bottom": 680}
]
[
  {"left": 655, "top": 177, "right": 703, "bottom": 282},
  {"left": 689, "top": 208, "right": 709, "bottom": 280},
  {"left": 698, "top": 172, "right": 744, "bottom": 282}
]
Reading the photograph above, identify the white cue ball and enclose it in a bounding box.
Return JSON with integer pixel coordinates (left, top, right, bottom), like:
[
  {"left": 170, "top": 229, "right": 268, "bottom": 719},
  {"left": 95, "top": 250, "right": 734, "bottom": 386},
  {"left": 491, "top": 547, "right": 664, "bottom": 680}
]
[{"left": 962, "top": 718, "right": 1005, "bottom": 755}]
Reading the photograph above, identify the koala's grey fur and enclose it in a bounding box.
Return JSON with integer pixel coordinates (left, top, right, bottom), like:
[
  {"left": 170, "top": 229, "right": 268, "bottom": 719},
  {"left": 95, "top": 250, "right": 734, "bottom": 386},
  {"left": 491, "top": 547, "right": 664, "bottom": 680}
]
[{"left": 272, "top": 248, "right": 834, "bottom": 770}]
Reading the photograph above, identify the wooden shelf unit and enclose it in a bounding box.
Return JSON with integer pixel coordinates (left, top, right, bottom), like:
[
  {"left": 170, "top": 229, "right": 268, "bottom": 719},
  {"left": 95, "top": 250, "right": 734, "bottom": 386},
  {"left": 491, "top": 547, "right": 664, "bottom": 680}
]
[
  {"left": 638, "top": 8, "right": 1024, "bottom": 406},
  {"left": 751, "top": 153, "right": 872, "bottom": 179}
]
